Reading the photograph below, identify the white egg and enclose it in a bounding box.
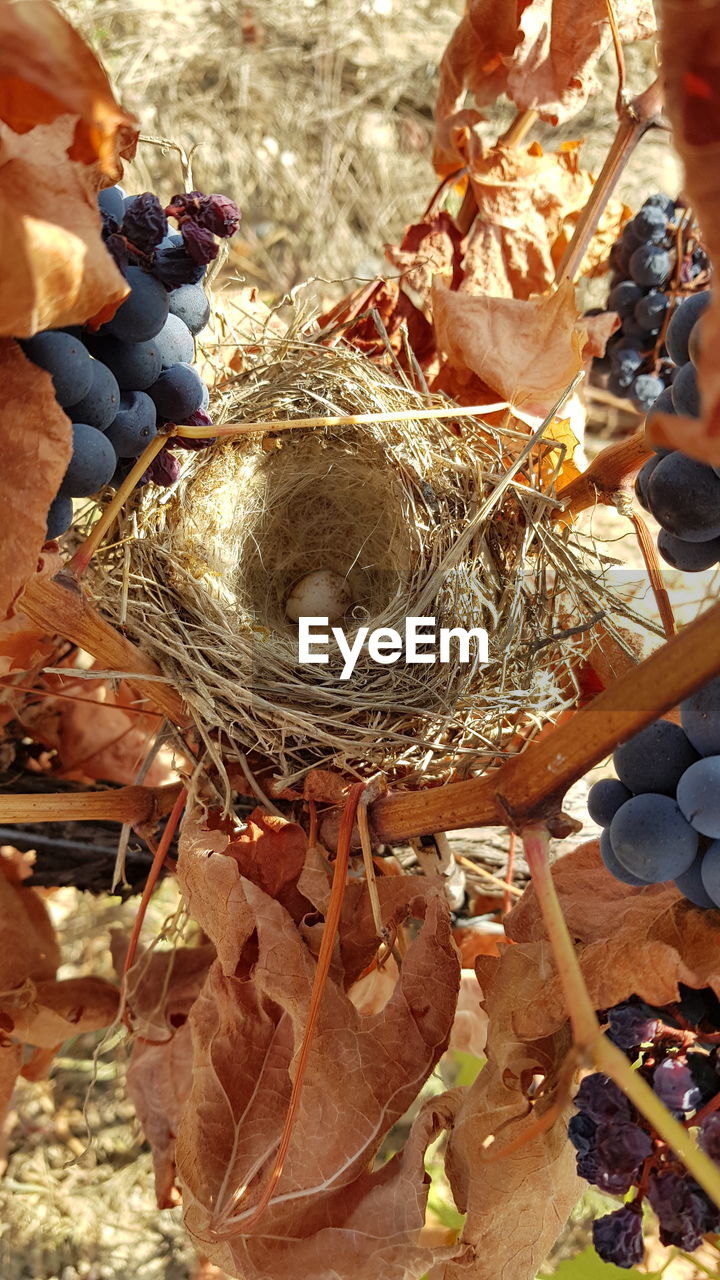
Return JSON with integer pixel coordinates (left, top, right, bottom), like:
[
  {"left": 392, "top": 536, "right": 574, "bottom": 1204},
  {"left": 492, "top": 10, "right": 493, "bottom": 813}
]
[{"left": 285, "top": 569, "right": 353, "bottom": 623}]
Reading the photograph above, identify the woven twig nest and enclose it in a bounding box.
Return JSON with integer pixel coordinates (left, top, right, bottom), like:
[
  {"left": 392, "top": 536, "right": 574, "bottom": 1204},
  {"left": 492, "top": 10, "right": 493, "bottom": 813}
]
[{"left": 96, "top": 337, "right": 647, "bottom": 788}]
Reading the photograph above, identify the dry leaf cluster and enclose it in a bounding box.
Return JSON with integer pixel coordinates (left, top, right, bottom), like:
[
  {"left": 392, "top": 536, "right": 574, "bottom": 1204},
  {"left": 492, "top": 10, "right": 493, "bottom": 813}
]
[{"left": 5, "top": 2, "right": 720, "bottom": 1280}]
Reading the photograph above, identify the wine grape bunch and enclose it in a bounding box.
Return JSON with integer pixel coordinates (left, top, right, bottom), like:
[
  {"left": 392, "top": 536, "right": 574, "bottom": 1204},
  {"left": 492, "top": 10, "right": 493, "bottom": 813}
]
[
  {"left": 634, "top": 290, "right": 720, "bottom": 573},
  {"left": 21, "top": 186, "right": 239, "bottom": 541},
  {"left": 570, "top": 987, "right": 720, "bottom": 1267},
  {"left": 588, "top": 675, "right": 720, "bottom": 907},
  {"left": 590, "top": 193, "right": 710, "bottom": 413}
]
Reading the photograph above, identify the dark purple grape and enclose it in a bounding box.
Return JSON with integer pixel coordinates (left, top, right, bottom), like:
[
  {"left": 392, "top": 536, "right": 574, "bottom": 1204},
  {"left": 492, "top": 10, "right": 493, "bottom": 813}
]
[
  {"left": 658, "top": 529, "right": 720, "bottom": 572},
  {"left": 648, "top": 1169, "right": 720, "bottom": 1249},
  {"left": 148, "top": 363, "right": 205, "bottom": 420},
  {"left": 568, "top": 1111, "right": 597, "bottom": 1155},
  {"left": 105, "top": 391, "right": 158, "bottom": 458},
  {"left": 153, "top": 244, "right": 205, "bottom": 289},
  {"left": 613, "top": 720, "right": 699, "bottom": 797},
  {"left": 596, "top": 1119, "right": 652, "bottom": 1173},
  {"left": 634, "top": 205, "right": 669, "bottom": 243},
  {"left": 608, "top": 281, "right": 644, "bottom": 318},
  {"left": 599, "top": 828, "right": 651, "bottom": 887},
  {"left": 666, "top": 293, "right": 712, "bottom": 365},
  {"left": 635, "top": 455, "right": 660, "bottom": 511},
  {"left": 592, "top": 1206, "right": 643, "bottom": 1269},
  {"left": 700, "top": 1112, "right": 720, "bottom": 1161},
  {"left": 682, "top": 677, "right": 720, "bottom": 757},
  {"left": 181, "top": 218, "right": 219, "bottom": 266},
  {"left": 45, "top": 493, "right": 73, "bottom": 540},
  {"left": 610, "top": 794, "right": 699, "bottom": 883},
  {"left": 65, "top": 359, "right": 121, "bottom": 432},
  {"left": 58, "top": 423, "right": 117, "bottom": 499},
  {"left": 154, "top": 314, "right": 195, "bottom": 368},
  {"left": 647, "top": 453, "right": 720, "bottom": 542},
  {"left": 653, "top": 1057, "right": 702, "bottom": 1114},
  {"left": 168, "top": 283, "right": 210, "bottom": 335},
  {"left": 574, "top": 1073, "right": 633, "bottom": 1124},
  {"left": 635, "top": 290, "right": 669, "bottom": 331},
  {"left": 606, "top": 1001, "right": 660, "bottom": 1051},
  {"left": 103, "top": 267, "right": 169, "bottom": 344},
  {"left": 20, "top": 331, "right": 93, "bottom": 407},
  {"left": 631, "top": 373, "right": 665, "bottom": 412},
  {"left": 671, "top": 360, "right": 701, "bottom": 417},
  {"left": 629, "top": 244, "right": 672, "bottom": 288},
  {"left": 587, "top": 779, "right": 632, "bottom": 828},
  {"left": 98, "top": 185, "right": 126, "bottom": 222},
  {"left": 121, "top": 192, "right": 168, "bottom": 253}
]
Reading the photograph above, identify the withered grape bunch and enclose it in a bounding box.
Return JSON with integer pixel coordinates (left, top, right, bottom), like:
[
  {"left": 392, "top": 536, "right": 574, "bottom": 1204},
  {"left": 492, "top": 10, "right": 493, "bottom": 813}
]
[
  {"left": 20, "top": 186, "right": 240, "bottom": 540},
  {"left": 570, "top": 988, "right": 720, "bottom": 1268}
]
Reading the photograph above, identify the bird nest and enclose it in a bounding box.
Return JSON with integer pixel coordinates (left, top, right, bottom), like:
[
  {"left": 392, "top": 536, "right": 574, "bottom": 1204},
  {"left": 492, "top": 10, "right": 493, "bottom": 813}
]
[{"left": 94, "top": 337, "right": 647, "bottom": 789}]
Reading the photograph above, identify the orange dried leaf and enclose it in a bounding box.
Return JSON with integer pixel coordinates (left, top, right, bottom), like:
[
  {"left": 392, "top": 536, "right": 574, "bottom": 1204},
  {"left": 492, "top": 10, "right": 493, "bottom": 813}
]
[
  {"left": 507, "top": 840, "right": 720, "bottom": 1041},
  {"left": 4, "top": 974, "right": 119, "bottom": 1047},
  {"left": 175, "top": 886, "right": 460, "bottom": 1276},
  {"left": 125, "top": 945, "right": 214, "bottom": 1207},
  {"left": 0, "top": 0, "right": 138, "bottom": 175},
  {"left": 432, "top": 278, "right": 583, "bottom": 417},
  {"left": 0, "top": 342, "right": 71, "bottom": 618},
  {"left": 461, "top": 144, "right": 594, "bottom": 300},
  {"left": 434, "top": 0, "right": 655, "bottom": 167},
  {"left": 438, "top": 945, "right": 579, "bottom": 1280},
  {"left": 0, "top": 119, "right": 128, "bottom": 337}
]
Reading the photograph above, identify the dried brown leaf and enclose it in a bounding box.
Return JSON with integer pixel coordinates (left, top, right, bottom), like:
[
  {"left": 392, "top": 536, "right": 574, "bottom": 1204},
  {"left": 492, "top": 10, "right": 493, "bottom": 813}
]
[
  {"left": 434, "top": 0, "right": 655, "bottom": 166},
  {"left": 0, "top": 343, "right": 71, "bottom": 618},
  {"left": 125, "top": 945, "right": 215, "bottom": 1207},
  {"left": 178, "top": 808, "right": 315, "bottom": 974},
  {"left": 4, "top": 974, "right": 118, "bottom": 1047},
  {"left": 0, "top": 545, "right": 63, "bottom": 680},
  {"left": 432, "top": 278, "right": 583, "bottom": 416},
  {"left": 385, "top": 210, "right": 464, "bottom": 310},
  {"left": 0, "top": 0, "right": 138, "bottom": 174},
  {"left": 438, "top": 945, "right": 579, "bottom": 1280},
  {"left": 506, "top": 840, "right": 720, "bottom": 1040},
  {"left": 176, "top": 885, "right": 460, "bottom": 1277},
  {"left": 461, "top": 143, "right": 593, "bottom": 300},
  {"left": 0, "top": 856, "right": 59, "bottom": 990},
  {"left": 0, "top": 119, "right": 128, "bottom": 337}
]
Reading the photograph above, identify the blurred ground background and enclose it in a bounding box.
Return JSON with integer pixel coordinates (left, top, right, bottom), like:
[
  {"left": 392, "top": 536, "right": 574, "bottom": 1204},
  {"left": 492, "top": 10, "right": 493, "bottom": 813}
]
[{"left": 2, "top": 1, "right": 713, "bottom": 1277}]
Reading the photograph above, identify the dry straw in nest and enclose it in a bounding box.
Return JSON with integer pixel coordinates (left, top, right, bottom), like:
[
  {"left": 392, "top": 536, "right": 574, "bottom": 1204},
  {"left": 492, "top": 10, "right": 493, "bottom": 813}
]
[{"left": 96, "top": 336, "right": 654, "bottom": 789}]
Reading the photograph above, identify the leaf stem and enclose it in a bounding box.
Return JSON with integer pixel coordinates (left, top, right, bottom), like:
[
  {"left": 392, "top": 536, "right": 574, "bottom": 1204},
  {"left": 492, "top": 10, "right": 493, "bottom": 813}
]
[
  {"left": 554, "top": 77, "right": 664, "bottom": 286},
  {"left": 523, "top": 825, "right": 720, "bottom": 1210},
  {"left": 629, "top": 509, "right": 676, "bottom": 639}
]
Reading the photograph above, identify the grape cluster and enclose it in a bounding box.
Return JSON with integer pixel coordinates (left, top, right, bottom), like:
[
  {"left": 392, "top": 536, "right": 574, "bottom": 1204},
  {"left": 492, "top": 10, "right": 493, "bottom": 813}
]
[
  {"left": 589, "top": 675, "right": 720, "bottom": 907},
  {"left": 570, "top": 988, "right": 720, "bottom": 1267},
  {"left": 635, "top": 292, "right": 720, "bottom": 572},
  {"left": 23, "top": 186, "right": 239, "bottom": 540},
  {"left": 593, "top": 194, "right": 709, "bottom": 412}
]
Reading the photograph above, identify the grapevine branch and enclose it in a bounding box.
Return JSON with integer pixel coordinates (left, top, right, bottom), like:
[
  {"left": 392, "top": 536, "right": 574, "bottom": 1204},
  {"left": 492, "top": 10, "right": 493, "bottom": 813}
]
[
  {"left": 524, "top": 826, "right": 720, "bottom": 1209},
  {"left": 554, "top": 427, "right": 651, "bottom": 519},
  {"left": 19, "top": 571, "right": 189, "bottom": 727},
  {"left": 0, "top": 781, "right": 182, "bottom": 826},
  {"left": 554, "top": 77, "right": 665, "bottom": 286},
  {"left": 367, "top": 597, "right": 720, "bottom": 844}
]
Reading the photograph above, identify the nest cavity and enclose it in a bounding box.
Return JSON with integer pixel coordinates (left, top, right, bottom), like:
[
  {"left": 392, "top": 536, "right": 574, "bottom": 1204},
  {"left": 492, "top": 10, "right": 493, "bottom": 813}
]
[{"left": 95, "top": 337, "right": 649, "bottom": 788}]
